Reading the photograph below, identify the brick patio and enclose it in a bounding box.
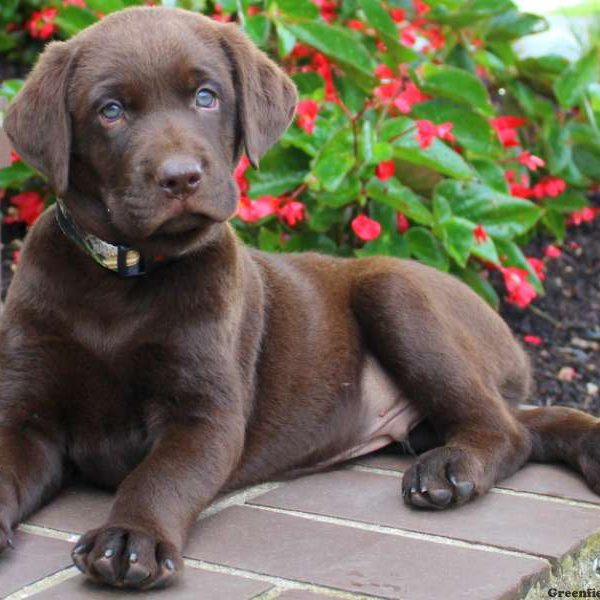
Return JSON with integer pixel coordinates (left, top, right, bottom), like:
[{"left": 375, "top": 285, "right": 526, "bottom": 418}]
[{"left": 2, "top": 452, "right": 599, "bottom": 599}]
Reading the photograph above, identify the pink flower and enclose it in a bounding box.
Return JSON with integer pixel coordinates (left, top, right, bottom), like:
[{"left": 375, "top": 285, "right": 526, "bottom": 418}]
[
  {"left": 523, "top": 335, "right": 543, "bottom": 346},
  {"left": 413, "top": 0, "right": 431, "bottom": 16},
  {"left": 376, "top": 160, "right": 395, "bottom": 181},
  {"left": 401, "top": 26, "right": 417, "bottom": 47},
  {"left": 527, "top": 257, "right": 545, "bottom": 281},
  {"left": 237, "top": 196, "right": 280, "bottom": 223},
  {"left": 491, "top": 116, "right": 527, "bottom": 148},
  {"left": 375, "top": 64, "right": 395, "bottom": 80},
  {"left": 390, "top": 8, "right": 406, "bottom": 22},
  {"left": 531, "top": 176, "right": 566, "bottom": 199},
  {"left": 5, "top": 191, "right": 44, "bottom": 226},
  {"left": 347, "top": 19, "right": 365, "bottom": 31},
  {"left": 9, "top": 150, "right": 20, "bottom": 164},
  {"left": 396, "top": 213, "right": 410, "bottom": 233},
  {"left": 568, "top": 207, "right": 600, "bottom": 226},
  {"left": 501, "top": 267, "right": 537, "bottom": 308},
  {"left": 415, "top": 120, "right": 455, "bottom": 149},
  {"left": 544, "top": 245, "right": 562, "bottom": 258},
  {"left": 312, "top": 0, "right": 337, "bottom": 22},
  {"left": 518, "top": 151, "right": 545, "bottom": 171},
  {"left": 296, "top": 100, "right": 319, "bottom": 134},
  {"left": 473, "top": 224, "right": 488, "bottom": 244},
  {"left": 27, "top": 7, "right": 58, "bottom": 39},
  {"left": 234, "top": 155, "right": 251, "bottom": 195},
  {"left": 394, "top": 82, "right": 429, "bottom": 114},
  {"left": 352, "top": 214, "right": 382, "bottom": 241},
  {"left": 278, "top": 201, "right": 305, "bottom": 227}
]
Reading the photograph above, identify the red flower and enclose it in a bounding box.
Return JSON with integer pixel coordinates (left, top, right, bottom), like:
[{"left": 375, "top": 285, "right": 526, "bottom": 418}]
[
  {"left": 374, "top": 79, "right": 403, "bottom": 103},
  {"left": 352, "top": 214, "right": 382, "bottom": 241},
  {"left": 234, "top": 155, "right": 251, "bottom": 195},
  {"left": 414, "top": 0, "right": 431, "bottom": 16},
  {"left": 523, "top": 335, "right": 543, "bottom": 346},
  {"left": 9, "top": 150, "right": 20, "bottom": 164},
  {"left": 6, "top": 191, "right": 44, "bottom": 226},
  {"left": 501, "top": 267, "right": 537, "bottom": 308},
  {"left": 237, "top": 195, "right": 279, "bottom": 223},
  {"left": 27, "top": 7, "right": 58, "bottom": 39},
  {"left": 309, "top": 53, "right": 337, "bottom": 102},
  {"left": 62, "top": 0, "right": 86, "bottom": 6},
  {"left": 506, "top": 171, "right": 532, "bottom": 198},
  {"left": 491, "top": 116, "right": 527, "bottom": 148},
  {"left": 247, "top": 5, "right": 261, "bottom": 16},
  {"left": 397, "top": 213, "right": 410, "bottom": 233},
  {"left": 473, "top": 224, "right": 488, "bottom": 244},
  {"left": 544, "top": 245, "right": 562, "bottom": 258},
  {"left": 375, "top": 64, "right": 395, "bottom": 80},
  {"left": 415, "top": 120, "right": 455, "bottom": 149},
  {"left": 401, "top": 26, "right": 418, "bottom": 47},
  {"left": 527, "top": 257, "right": 545, "bottom": 281},
  {"left": 423, "top": 26, "right": 446, "bottom": 52},
  {"left": 313, "top": 0, "right": 336, "bottom": 22},
  {"left": 279, "top": 201, "right": 305, "bottom": 227},
  {"left": 390, "top": 8, "right": 406, "bottom": 22},
  {"left": 296, "top": 99, "right": 320, "bottom": 134},
  {"left": 568, "top": 207, "right": 600, "bottom": 226},
  {"left": 394, "top": 82, "right": 429, "bottom": 114},
  {"left": 291, "top": 43, "right": 313, "bottom": 59},
  {"left": 376, "top": 160, "right": 395, "bottom": 181},
  {"left": 518, "top": 151, "right": 545, "bottom": 171},
  {"left": 347, "top": 19, "right": 366, "bottom": 31},
  {"left": 531, "top": 176, "right": 566, "bottom": 199}
]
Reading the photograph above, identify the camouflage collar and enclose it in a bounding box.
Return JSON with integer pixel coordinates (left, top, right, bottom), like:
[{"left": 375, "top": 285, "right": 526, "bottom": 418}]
[{"left": 55, "top": 198, "right": 161, "bottom": 278}]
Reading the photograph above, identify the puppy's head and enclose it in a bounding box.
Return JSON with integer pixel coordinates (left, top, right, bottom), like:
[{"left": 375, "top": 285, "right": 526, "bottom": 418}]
[{"left": 4, "top": 7, "right": 297, "bottom": 256}]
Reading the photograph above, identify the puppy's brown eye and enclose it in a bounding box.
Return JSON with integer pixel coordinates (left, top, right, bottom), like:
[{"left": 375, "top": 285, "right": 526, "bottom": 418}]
[
  {"left": 99, "top": 101, "right": 124, "bottom": 121},
  {"left": 195, "top": 88, "right": 217, "bottom": 109}
]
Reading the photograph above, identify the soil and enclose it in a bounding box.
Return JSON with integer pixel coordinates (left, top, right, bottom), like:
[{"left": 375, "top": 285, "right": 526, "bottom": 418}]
[
  {"left": 2, "top": 202, "right": 599, "bottom": 416},
  {"left": 501, "top": 212, "right": 600, "bottom": 417}
]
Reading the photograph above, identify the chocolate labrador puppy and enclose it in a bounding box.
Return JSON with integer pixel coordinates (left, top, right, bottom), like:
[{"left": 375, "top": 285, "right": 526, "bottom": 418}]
[{"left": 2, "top": 6, "right": 600, "bottom": 590}]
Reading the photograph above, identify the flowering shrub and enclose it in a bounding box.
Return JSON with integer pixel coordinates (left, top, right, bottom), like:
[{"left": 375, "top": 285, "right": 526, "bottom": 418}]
[{"left": 2, "top": 0, "right": 600, "bottom": 309}]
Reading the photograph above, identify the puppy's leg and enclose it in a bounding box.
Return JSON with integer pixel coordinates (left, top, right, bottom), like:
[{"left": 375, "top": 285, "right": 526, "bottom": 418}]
[
  {"left": 0, "top": 426, "right": 64, "bottom": 550},
  {"left": 73, "top": 411, "right": 244, "bottom": 589},
  {"left": 352, "top": 270, "right": 531, "bottom": 509},
  {"left": 517, "top": 407, "right": 600, "bottom": 494}
]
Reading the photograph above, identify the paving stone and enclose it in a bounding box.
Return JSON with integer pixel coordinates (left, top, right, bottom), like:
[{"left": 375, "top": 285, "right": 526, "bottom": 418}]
[
  {"left": 249, "top": 470, "right": 600, "bottom": 560},
  {"left": 26, "top": 484, "right": 112, "bottom": 534},
  {"left": 185, "top": 505, "right": 547, "bottom": 600},
  {"left": 0, "top": 531, "right": 73, "bottom": 596},
  {"left": 355, "top": 454, "right": 600, "bottom": 505},
  {"left": 31, "top": 567, "right": 272, "bottom": 599},
  {"left": 276, "top": 591, "right": 337, "bottom": 599}
]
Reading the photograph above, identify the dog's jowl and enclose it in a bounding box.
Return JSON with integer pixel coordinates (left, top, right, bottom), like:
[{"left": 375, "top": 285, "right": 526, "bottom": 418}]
[{"left": 2, "top": 6, "right": 600, "bottom": 589}]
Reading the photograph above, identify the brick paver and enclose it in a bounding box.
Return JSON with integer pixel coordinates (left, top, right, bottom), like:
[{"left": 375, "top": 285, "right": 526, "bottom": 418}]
[{"left": 2, "top": 452, "right": 599, "bottom": 599}]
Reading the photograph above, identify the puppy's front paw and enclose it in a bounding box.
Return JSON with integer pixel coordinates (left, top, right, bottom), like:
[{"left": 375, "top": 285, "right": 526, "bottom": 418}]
[
  {"left": 402, "top": 446, "right": 485, "bottom": 509},
  {"left": 72, "top": 525, "right": 182, "bottom": 589}
]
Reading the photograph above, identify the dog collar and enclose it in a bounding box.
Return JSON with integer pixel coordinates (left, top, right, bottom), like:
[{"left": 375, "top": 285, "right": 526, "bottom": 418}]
[{"left": 55, "top": 198, "right": 164, "bottom": 278}]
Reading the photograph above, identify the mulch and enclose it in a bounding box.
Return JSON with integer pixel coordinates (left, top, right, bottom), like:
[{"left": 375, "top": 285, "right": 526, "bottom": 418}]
[{"left": 2, "top": 203, "right": 599, "bottom": 416}]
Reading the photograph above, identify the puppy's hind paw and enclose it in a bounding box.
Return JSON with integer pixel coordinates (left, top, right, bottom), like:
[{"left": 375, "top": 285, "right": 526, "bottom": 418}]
[{"left": 72, "top": 525, "right": 182, "bottom": 589}]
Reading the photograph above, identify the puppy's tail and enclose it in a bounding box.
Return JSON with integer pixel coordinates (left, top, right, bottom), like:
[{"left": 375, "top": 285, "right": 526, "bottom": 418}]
[{"left": 514, "top": 405, "right": 600, "bottom": 494}]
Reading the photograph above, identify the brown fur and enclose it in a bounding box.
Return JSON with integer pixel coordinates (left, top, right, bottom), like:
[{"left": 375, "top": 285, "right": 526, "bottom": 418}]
[{"left": 2, "top": 6, "right": 599, "bottom": 589}]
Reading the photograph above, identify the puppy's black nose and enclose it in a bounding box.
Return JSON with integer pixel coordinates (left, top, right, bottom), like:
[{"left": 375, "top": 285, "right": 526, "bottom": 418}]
[{"left": 156, "top": 157, "right": 202, "bottom": 198}]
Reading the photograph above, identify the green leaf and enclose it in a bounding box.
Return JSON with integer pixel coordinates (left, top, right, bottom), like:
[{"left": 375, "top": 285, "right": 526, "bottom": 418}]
[
  {"left": 427, "top": 0, "right": 515, "bottom": 27},
  {"left": 55, "top": 6, "right": 99, "bottom": 36},
  {"left": 471, "top": 159, "right": 509, "bottom": 193},
  {"left": 245, "top": 15, "right": 271, "bottom": 48},
  {"left": 0, "top": 79, "right": 23, "bottom": 102},
  {"left": 433, "top": 194, "right": 452, "bottom": 224},
  {"left": 366, "top": 177, "right": 433, "bottom": 225},
  {"left": 542, "top": 210, "right": 566, "bottom": 243},
  {"left": 420, "top": 64, "right": 493, "bottom": 116},
  {"left": 285, "top": 232, "right": 338, "bottom": 254},
  {"left": 83, "top": 0, "right": 125, "bottom": 12},
  {"left": 412, "top": 99, "right": 500, "bottom": 156},
  {"left": 494, "top": 238, "right": 544, "bottom": 294},
  {"left": 443, "top": 217, "right": 474, "bottom": 267},
  {"left": 435, "top": 181, "right": 542, "bottom": 239},
  {"left": 471, "top": 234, "right": 500, "bottom": 266},
  {"left": 287, "top": 23, "right": 375, "bottom": 81},
  {"left": 406, "top": 227, "right": 449, "bottom": 271},
  {"left": 0, "top": 162, "right": 37, "bottom": 188},
  {"left": 247, "top": 146, "right": 309, "bottom": 198},
  {"left": 541, "top": 190, "right": 589, "bottom": 214},
  {"left": 308, "top": 205, "right": 344, "bottom": 233},
  {"left": 312, "top": 127, "right": 355, "bottom": 192},
  {"left": 573, "top": 143, "right": 600, "bottom": 179},
  {"left": 453, "top": 266, "right": 499, "bottom": 309},
  {"left": 258, "top": 227, "right": 282, "bottom": 252},
  {"left": 319, "top": 174, "right": 361, "bottom": 207},
  {"left": 357, "top": 0, "right": 396, "bottom": 38},
  {"left": 355, "top": 231, "right": 409, "bottom": 258},
  {"left": 486, "top": 11, "right": 547, "bottom": 42},
  {"left": 276, "top": 23, "right": 296, "bottom": 58},
  {"left": 553, "top": 48, "right": 599, "bottom": 108},
  {"left": 276, "top": 0, "right": 319, "bottom": 19},
  {"left": 392, "top": 134, "right": 473, "bottom": 180}
]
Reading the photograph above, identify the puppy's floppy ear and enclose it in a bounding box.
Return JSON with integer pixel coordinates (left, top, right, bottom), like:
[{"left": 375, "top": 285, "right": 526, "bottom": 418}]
[
  {"left": 3, "top": 41, "right": 75, "bottom": 195},
  {"left": 219, "top": 23, "right": 298, "bottom": 168}
]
